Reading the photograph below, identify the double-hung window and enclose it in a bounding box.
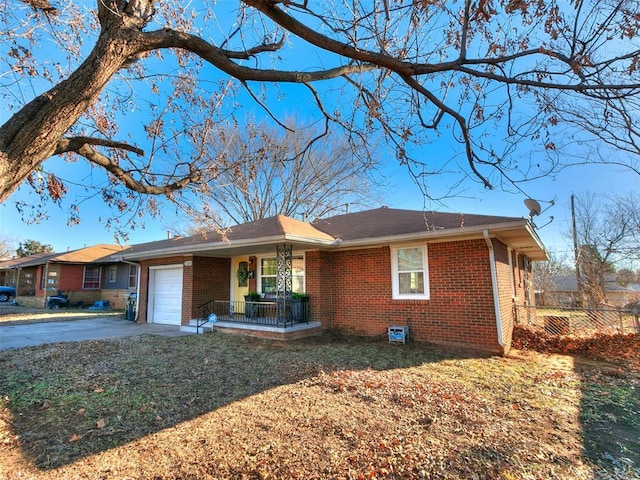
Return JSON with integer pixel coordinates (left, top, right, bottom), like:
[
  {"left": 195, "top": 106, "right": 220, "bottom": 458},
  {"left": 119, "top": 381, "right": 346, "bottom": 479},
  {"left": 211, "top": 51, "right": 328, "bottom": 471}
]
[
  {"left": 128, "top": 264, "right": 138, "bottom": 289},
  {"left": 108, "top": 265, "right": 117, "bottom": 283},
  {"left": 259, "top": 256, "right": 305, "bottom": 294},
  {"left": 260, "top": 258, "right": 278, "bottom": 294},
  {"left": 83, "top": 266, "right": 101, "bottom": 289},
  {"left": 391, "top": 245, "right": 429, "bottom": 299}
]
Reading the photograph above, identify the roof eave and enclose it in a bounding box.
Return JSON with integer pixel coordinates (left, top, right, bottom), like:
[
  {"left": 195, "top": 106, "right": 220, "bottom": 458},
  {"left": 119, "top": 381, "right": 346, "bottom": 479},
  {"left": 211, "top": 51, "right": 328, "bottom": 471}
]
[
  {"left": 521, "top": 222, "right": 549, "bottom": 261},
  {"left": 328, "top": 220, "right": 548, "bottom": 260},
  {"left": 118, "top": 234, "right": 337, "bottom": 260},
  {"left": 328, "top": 220, "right": 526, "bottom": 246}
]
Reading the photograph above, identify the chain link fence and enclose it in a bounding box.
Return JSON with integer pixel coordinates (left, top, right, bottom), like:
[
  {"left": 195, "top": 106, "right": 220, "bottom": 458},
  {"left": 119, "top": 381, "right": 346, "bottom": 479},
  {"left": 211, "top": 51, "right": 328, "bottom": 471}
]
[{"left": 515, "top": 305, "right": 640, "bottom": 336}]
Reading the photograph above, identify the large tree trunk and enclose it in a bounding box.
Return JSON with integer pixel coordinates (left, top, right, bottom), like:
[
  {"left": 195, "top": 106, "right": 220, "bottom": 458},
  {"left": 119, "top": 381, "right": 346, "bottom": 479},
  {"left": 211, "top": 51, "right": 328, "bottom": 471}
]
[{"left": 0, "top": 5, "right": 145, "bottom": 203}]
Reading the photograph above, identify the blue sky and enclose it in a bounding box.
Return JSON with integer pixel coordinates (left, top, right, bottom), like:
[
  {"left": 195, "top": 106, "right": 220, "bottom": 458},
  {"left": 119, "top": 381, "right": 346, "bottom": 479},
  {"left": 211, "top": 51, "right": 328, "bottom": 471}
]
[{"left": 4, "top": 67, "right": 634, "bottom": 260}]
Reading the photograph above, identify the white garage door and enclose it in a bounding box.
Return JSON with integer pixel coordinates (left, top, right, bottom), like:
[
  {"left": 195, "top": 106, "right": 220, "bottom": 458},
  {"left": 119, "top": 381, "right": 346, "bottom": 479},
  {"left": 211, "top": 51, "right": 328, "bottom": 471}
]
[{"left": 149, "top": 266, "right": 183, "bottom": 325}]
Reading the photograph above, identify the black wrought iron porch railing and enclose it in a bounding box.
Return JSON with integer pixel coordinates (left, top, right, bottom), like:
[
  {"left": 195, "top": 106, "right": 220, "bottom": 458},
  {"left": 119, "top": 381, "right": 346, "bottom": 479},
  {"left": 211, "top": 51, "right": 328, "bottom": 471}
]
[
  {"left": 206, "top": 297, "right": 309, "bottom": 328},
  {"left": 196, "top": 300, "right": 216, "bottom": 334}
]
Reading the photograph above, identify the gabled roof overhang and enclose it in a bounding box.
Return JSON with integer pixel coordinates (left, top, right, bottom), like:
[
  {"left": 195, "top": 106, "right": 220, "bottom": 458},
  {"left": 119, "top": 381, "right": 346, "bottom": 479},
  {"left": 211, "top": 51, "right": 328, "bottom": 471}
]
[{"left": 117, "top": 234, "right": 338, "bottom": 261}]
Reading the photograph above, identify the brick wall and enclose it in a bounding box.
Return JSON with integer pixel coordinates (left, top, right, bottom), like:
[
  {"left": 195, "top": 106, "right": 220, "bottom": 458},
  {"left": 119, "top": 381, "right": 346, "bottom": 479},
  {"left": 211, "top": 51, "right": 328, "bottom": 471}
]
[
  {"left": 58, "top": 264, "right": 84, "bottom": 291},
  {"left": 311, "top": 239, "right": 508, "bottom": 353},
  {"left": 304, "top": 250, "right": 333, "bottom": 327},
  {"left": 35, "top": 266, "right": 44, "bottom": 298},
  {"left": 96, "top": 289, "right": 130, "bottom": 309},
  {"left": 186, "top": 256, "right": 231, "bottom": 320},
  {"left": 57, "top": 264, "right": 125, "bottom": 308}
]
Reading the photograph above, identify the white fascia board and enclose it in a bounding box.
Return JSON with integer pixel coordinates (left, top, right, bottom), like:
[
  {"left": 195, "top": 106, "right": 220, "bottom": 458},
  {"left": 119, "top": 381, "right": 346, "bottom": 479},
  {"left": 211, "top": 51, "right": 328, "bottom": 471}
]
[
  {"left": 282, "top": 234, "right": 336, "bottom": 245},
  {"left": 118, "top": 235, "right": 287, "bottom": 260}
]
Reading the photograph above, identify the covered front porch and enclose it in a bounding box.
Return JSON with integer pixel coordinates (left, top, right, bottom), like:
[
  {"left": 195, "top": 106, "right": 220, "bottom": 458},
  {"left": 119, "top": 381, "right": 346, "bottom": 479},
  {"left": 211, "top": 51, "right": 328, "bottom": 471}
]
[
  {"left": 197, "top": 295, "right": 310, "bottom": 329},
  {"left": 181, "top": 243, "right": 320, "bottom": 337},
  {"left": 182, "top": 296, "right": 321, "bottom": 339}
]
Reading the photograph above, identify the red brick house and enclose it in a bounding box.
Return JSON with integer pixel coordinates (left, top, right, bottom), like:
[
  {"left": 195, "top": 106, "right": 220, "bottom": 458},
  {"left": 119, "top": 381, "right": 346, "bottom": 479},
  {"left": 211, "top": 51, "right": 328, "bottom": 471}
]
[
  {"left": 117, "top": 207, "right": 547, "bottom": 353},
  {"left": 0, "top": 245, "right": 135, "bottom": 308}
]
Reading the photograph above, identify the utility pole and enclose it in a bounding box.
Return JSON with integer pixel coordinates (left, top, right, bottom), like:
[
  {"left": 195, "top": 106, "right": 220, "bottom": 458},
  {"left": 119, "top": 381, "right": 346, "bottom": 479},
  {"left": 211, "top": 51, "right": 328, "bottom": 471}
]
[{"left": 571, "top": 194, "right": 582, "bottom": 305}]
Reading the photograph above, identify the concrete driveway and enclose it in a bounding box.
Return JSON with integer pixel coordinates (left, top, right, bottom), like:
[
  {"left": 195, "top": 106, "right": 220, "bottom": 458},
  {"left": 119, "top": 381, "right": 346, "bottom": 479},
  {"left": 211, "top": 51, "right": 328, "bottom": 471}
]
[{"left": 0, "top": 317, "right": 189, "bottom": 350}]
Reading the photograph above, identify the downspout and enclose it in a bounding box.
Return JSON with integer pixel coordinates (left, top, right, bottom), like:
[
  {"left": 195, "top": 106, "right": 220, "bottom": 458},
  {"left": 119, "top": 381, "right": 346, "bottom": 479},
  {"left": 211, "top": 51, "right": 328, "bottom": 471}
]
[{"left": 484, "top": 230, "right": 505, "bottom": 348}]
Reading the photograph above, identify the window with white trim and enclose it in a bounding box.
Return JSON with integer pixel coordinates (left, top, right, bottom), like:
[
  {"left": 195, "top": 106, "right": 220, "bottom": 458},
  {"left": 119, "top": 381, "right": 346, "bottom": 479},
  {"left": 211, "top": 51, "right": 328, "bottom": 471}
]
[
  {"left": 83, "top": 266, "right": 101, "bottom": 289},
  {"left": 291, "top": 257, "right": 305, "bottom": 293},
  {"left": 128, "top": 264, "right": 137, "bottom": 289},
  {"left": 260, "top": 258, "right": 277, "bottom": 294},
  {"left": 391, "top": 245, "right": 429, "bottom": 299},
  {"left": 259, "top": 256, "right": 305, "bottom": 295},
  {"left": 108, "top": 265, "right": 117, "bottom": 283}
]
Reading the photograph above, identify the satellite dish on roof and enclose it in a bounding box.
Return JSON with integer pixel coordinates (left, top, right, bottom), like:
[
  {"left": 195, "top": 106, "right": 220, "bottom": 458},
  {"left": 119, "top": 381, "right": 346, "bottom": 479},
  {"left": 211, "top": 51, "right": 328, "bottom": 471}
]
[{"left": 524, "top": 198, "right": 541, "bottom": 217}]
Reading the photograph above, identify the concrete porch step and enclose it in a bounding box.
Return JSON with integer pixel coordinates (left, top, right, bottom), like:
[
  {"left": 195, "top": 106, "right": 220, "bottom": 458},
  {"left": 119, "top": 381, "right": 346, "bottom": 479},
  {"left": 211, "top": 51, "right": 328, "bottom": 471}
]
[{"left": 180, "top": 319, "right": 214, "bottom": 334}]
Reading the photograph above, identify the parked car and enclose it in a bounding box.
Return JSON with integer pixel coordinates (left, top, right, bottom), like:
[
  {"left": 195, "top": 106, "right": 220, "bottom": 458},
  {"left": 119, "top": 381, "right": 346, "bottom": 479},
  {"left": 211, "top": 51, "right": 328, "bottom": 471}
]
[{"left": 0, "top": 286, "right": 16, "bottom": 302}]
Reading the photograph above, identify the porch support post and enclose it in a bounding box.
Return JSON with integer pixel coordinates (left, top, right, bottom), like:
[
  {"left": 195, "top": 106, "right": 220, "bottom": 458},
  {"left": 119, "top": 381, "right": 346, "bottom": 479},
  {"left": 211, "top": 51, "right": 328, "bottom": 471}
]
[
  {"left": 276, "top": 244, "right": 293, "bottom": 324},
  {"left": 248, "top": 256, "right": 257, "bottom": 292}
]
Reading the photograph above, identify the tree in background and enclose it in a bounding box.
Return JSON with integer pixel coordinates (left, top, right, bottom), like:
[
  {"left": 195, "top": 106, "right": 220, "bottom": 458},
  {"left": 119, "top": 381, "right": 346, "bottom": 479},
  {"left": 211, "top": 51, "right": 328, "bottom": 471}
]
[
  {"left": 616, "top": 269, "right": 640, "bottom": 288},
  {"left": 572, "top": 194, "right": 640, "bottom": 307},
  {"left": 532, "top": 252, "right": 572, "bottom": 306},
  {"left": 0, "top": 235, "right": 14, "bottom": 259},
  {"left": 16, "top": 239, "right": 54, "bottom": 257},
  {"left": 1, "top": 0, "right": 639, "bottom": 235},
  {"left": 176, "top": 119, "right": 380, "bottom": 231}
]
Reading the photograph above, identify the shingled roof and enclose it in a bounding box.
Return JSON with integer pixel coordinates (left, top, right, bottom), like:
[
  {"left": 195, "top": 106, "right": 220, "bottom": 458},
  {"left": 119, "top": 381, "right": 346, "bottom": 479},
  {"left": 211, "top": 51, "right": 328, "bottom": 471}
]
[
  {"left": 119, "top": 215, "right": 335, "bottom": 258},
  {"left": 0, "top": 245, "right": 128, "bottom": 269},
  {"left": 117, "top": 207, "right": 547, "bottom": 261},
  {"left": 312, "top": 207, "right": 525, "bottom": 241}
]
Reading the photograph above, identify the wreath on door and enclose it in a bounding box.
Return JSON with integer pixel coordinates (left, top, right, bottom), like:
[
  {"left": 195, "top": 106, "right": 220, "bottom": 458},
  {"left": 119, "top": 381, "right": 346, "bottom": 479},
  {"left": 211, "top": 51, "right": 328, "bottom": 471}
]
[{"left": 237, "top": 261, "right": 249, "bottom": 287}]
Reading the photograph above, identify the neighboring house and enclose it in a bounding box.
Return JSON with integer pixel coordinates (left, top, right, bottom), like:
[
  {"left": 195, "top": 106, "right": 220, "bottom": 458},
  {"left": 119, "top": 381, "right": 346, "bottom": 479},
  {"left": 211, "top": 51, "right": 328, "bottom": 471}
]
[
  {"left": 0, "top": 252, "right": 51, "bottom": 290},
  {"left": 117, "top": 207, "right": 547, "bottom": 354},
  {"left": 538, "top": 274, "right": 640, "bottom": 308},
  {"left": 0, "top": 245, "right": 135, "bottom": 308}
]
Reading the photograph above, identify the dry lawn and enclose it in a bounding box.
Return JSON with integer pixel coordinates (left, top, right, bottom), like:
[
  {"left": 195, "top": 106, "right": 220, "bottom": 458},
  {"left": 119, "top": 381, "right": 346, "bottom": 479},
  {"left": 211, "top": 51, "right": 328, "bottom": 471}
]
[
  {"left": 0, "top": 330, "right": 638, "bottom": 480},
  {"left": 0, "top": 305, "right": 122, "bottom": 324}
]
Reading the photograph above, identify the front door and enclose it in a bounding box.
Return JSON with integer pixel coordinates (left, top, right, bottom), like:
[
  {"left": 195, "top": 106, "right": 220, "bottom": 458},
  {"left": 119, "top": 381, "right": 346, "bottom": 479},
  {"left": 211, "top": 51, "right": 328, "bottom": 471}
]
[{"left": 232, "top": 257, "right": 249, "bottom": 309}]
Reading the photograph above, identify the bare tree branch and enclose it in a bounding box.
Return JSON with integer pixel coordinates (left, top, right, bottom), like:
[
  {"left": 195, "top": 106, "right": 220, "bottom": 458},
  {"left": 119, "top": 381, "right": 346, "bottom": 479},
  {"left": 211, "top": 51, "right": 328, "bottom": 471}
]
[
  {"left": 73, "top": 143, "right": 201, "bottom": 196},
  {"left": 19, "top": 0, "right": 56, "bottom": 13},
  {"left": 55, "top": 137, "right": 144, "bottom": 156},
  {"left": 2, "top": 0, "right": 640, "bottom": 231}
]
